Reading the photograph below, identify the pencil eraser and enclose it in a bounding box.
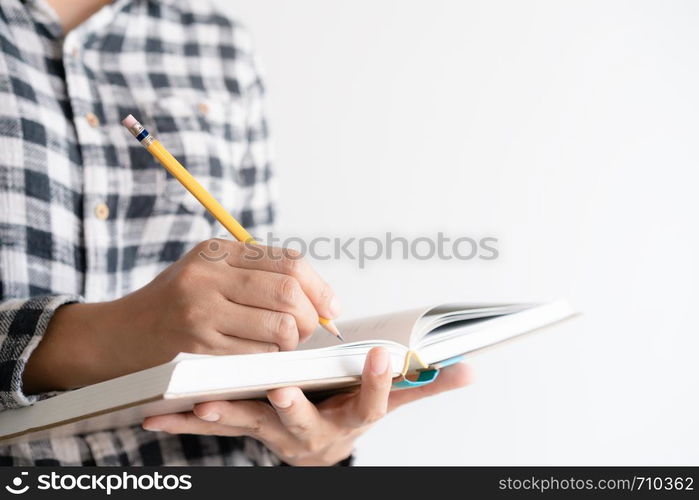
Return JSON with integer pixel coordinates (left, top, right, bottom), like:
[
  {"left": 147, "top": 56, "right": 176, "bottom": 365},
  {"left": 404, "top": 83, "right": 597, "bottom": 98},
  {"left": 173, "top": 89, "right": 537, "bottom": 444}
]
[{"left": 121, "top": 114, "right": 138, "bottom": 128}]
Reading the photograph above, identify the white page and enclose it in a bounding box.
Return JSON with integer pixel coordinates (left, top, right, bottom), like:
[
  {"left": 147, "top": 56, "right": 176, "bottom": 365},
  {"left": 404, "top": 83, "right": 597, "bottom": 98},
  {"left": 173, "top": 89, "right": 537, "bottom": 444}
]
[
  {"left": 299, "top": 306, "right": 431, "bottom": 351},
  {"left": 419, "top": 300, "right": 576, "bottom": 362}
]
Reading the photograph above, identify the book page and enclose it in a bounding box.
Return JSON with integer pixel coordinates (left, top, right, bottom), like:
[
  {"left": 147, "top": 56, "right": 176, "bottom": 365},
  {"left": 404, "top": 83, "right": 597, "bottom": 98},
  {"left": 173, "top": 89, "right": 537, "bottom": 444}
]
[
  {"left": 418, "top": 300, "right": 576, "bottom": 363},
  {"left": 299, "top": 307, "right": 431, "bottom": 351}
]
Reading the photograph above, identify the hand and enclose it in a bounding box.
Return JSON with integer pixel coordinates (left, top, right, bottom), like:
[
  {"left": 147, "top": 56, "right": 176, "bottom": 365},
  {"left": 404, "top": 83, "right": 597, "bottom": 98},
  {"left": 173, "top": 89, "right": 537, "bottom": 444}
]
[
  {"left": 24, "top": 239, "right": 340, "bottom": 393},
  {"left": 142, "top": 348, "right": 473, "bottom": 466}
]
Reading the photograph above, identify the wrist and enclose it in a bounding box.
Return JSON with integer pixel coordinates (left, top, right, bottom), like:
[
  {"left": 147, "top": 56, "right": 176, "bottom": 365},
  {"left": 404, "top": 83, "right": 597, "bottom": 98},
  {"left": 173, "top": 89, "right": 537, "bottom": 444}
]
[{"left": 23, "top": 301, "right": 125, "bottom": 393}]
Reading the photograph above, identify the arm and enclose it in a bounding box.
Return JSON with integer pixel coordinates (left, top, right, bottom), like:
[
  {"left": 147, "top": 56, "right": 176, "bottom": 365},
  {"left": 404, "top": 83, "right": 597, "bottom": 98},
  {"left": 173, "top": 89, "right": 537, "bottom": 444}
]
[
  {"left": 0, "top": 295, "right": 81, "bottom": 408},
  {"left": 21, "top": 240, "right": 342, "bottom": 395}
]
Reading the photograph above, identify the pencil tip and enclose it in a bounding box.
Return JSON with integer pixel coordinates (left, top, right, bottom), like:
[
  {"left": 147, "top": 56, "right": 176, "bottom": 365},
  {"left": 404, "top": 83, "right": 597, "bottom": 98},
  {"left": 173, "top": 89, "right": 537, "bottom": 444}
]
[{"left": 321, "top": 320, "right": 344, "bottom": 342}]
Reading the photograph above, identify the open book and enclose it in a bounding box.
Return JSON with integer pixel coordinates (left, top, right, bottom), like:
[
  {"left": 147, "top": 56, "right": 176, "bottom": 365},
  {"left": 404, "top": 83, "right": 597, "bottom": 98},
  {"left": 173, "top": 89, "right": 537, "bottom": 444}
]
[{"left": 0, "top": 300, "right": 575, "bottom": 443}]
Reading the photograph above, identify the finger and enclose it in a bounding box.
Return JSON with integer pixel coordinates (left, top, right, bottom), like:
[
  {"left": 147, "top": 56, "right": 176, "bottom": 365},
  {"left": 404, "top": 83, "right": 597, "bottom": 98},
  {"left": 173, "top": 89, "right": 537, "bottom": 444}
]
[
  {"left": 215, "top": 300, "right": 300, "bottom": 351},
  {"left": 266, "top": 386, "right": 325, "bottom": 443},
  {"left": 192, "top": 400, "right": 292, "bottom": 446},
  {"left": 217, "top": 335, "right": 281, "bottom": 354},
  {"left": 388, "top": 363, "right": 473, "bottom": 412},
  {"left": 182, "top": 317, "right": 280, "bottom": 355},
  {"left": 142, "top": 411, "right": 249, "bottom": 437},
  {"left": 222, "top": 242, "right": 341, "bottom": 320},
  {"left": 342, "top": 347, "right": 393, "bottom": 428},
  {"left": 219, "top": 268, "right": 319, "bottom": 341}
]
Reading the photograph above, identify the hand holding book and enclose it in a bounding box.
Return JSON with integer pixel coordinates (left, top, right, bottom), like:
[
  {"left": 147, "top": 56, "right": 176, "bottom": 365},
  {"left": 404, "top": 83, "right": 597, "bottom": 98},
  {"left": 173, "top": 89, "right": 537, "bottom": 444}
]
[{"left": 142, "top": 347, "right": 472, "bottom": 466}]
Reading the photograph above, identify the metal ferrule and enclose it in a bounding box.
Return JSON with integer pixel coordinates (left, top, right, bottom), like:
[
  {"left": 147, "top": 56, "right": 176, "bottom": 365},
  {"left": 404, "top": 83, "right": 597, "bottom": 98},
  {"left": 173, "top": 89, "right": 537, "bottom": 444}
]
[{"left": 126, "top": 121, "right": 155, "bottom": 147}]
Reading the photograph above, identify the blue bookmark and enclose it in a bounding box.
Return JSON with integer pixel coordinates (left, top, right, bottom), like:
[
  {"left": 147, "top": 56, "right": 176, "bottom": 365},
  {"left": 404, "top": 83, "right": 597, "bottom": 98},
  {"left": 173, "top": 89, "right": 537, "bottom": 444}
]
[{"left": 392, "top": 355, "right": 465, "bottom": 388}]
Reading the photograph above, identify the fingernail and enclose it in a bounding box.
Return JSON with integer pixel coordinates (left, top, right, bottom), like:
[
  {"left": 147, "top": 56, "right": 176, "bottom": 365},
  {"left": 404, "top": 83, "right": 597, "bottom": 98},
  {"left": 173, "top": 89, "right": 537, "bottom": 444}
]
[
  {"left": 272, "top": 396, "right": 293, "bottom": 408},
  {"left": 270, "top": 388, "right": 299, "bottom": 408},
  {"left": 273, "top": 398, "right": 292, "bottom": 409},
  {"left": 142, "top": 423, "right": 160, "bottom": 432},
  {"left": 198, "top": 412, "right": 220, "bottom": 422},
  {"left": 370, "top": 349, "right": 389, "bottom": 375},
  {"left": 329, "top": 296, "right": 341, "bottom": 317}
]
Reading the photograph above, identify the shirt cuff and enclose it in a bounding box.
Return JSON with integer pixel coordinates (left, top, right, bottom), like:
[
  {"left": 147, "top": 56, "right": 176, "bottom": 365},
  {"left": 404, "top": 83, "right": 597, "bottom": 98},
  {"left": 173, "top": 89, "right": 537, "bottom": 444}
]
[{"left": 0, "top": 294, "right": 83, "bottom": 409}]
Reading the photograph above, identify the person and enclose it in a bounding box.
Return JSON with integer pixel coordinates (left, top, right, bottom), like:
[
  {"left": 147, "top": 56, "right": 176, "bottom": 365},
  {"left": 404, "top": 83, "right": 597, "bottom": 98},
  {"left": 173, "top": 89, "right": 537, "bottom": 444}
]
[{"left": 0, "top": 0, "right": 472, "bottom": 466}]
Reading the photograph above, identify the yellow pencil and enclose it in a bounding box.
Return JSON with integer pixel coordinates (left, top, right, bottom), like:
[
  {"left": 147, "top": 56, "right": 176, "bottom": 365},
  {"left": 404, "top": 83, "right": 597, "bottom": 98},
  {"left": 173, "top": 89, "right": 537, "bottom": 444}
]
[{"left": 122, "top": 114, "right": 343, "bottom": 342}]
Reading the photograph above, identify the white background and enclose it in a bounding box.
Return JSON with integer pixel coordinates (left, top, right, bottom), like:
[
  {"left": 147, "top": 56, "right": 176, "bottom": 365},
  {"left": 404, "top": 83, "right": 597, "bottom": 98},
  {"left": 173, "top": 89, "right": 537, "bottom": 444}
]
[{"left": 218, "top": 0, "right": 699, "bottom": 465}]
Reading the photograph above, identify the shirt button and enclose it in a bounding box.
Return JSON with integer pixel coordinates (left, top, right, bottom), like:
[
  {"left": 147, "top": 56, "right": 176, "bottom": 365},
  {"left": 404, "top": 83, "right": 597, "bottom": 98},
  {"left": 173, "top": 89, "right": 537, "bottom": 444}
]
[
  {"left": 86, "top": 112, "right": 100, "bottom": 128},
  {"left": 94, "top": 203, "right": 110, "bottom": 220},
  {"left": 197, "top": 101, "right": 209, "bottom": 116}
]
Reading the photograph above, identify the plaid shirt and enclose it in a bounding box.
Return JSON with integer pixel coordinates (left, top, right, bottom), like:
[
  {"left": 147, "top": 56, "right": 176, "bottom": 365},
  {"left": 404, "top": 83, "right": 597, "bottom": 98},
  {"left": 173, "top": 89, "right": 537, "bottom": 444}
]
[{"left": 0, "top": 0, "right": 281, "bottom": 465}]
